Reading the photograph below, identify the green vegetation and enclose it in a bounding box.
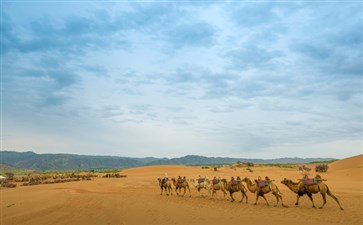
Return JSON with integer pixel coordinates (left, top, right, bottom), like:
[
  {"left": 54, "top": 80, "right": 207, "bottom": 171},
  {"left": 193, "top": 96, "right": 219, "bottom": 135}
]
[
  {"left": 309, "top": 159, "right": 338, "bottom": 164},
  {"left": 258, "top": 163, "right": 297, "bottom": 169},
  {"left": 0, "top": 164, "right": 123, "bottom": 176},
  {"left": 0, "top": 164, "right": 33, "bottom": 175}
]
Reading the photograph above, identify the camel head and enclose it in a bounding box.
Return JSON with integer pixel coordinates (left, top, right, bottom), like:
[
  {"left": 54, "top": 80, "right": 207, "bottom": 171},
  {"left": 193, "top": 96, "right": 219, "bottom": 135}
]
[
  {"left": 281, "top": 178, "right": 295, "bottom": 185},
  {"left": 280, "top": 178, "right": 288, "bottom": 185}
]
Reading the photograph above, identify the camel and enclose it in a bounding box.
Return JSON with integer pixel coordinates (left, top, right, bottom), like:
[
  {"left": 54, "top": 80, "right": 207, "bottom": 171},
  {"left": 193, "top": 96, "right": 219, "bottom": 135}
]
[
  {"left": 157, "top": 178, "right": 172, "bottom": 196},
  {"left": 171, "top": 178, "right": 191, "bottom": 197},
  {"left": 280, "top": 177, "right": 343, "bottom": 210},
  {"left": 209, "top": 178, "right": 228, "bottom": 199},
  {"left": 192, "top": 176, "right": 210, "bottom": 197},
  {"left": 242, "top": 177, "right": 286, "bottom": 207},
  {"left": 226, "top": 176, "right": 248, "bottom": 203}
]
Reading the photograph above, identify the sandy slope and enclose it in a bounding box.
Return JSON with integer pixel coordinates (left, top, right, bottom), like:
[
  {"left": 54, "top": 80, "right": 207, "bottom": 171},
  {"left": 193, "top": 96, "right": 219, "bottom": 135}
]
[{"left": 1, "top": 155, "right": 363, "bottom": 225}]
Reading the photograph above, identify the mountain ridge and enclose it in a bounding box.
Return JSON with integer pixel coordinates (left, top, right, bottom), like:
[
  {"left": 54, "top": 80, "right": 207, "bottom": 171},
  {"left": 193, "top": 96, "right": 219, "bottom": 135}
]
[{"left": 0, "top": 151, "right": 336, "bottom": 171}]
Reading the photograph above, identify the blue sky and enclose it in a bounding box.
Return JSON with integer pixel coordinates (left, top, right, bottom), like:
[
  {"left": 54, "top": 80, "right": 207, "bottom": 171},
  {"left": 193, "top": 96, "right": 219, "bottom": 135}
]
[{"left": 1, "top": 1, "right": 362, "bottom": 159}]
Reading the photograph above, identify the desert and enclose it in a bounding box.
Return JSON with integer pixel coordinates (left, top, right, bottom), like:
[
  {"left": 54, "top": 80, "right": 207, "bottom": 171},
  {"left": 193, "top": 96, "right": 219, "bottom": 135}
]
[{"left": 1, "top": 155, "right": 362, "bottom": 225}]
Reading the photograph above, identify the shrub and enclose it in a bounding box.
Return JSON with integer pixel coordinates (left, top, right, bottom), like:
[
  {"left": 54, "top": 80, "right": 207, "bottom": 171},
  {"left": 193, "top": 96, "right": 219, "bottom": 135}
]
[
  {"left": 246, "top": 162, "right": 254, "bottom": 167},
  {"left": 315, "top": 164, "right": 329, "bottom": 172}
]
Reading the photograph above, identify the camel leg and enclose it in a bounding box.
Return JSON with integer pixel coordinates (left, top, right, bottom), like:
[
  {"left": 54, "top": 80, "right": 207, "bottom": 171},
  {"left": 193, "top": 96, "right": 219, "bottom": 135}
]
[
  {"left": 239, "top": 191, "right": 244, "bottom": 203},
  {"left": 261, "top": 194, "right": 269, "bottom": 206},
  {"left": 327, "top": 190, "right": 344, "bottom": 210},
  {"left": 280, "top": 195, "right": 286, "bottom": 207},
  {"left": 176, "top": 187, "right": 179, "bottom": 196},
  {"left": 207, "top": 187, "right": 211, "bottom": 196},
  {"left": 222, "top": 189, "right": 227, "bottom": 198},
  {"left": 160, "top": 187, "right": 163, "bottom": 195},
  {"left": 230, "top": 191, "right": 235, "bottom": 202},
  {"left": 307, "top": 193, "right": 315, "bottom": 208},
  {"left": 254, "top": 193, "right": 260, "bottom": 205},
  {"left": 273, "top": 193, "right": 279, "bottom": 206},
  {"left": 188, "top": 186, "right": 191, "bottom": 197},
  {"left": 276, "top": 193, "right": 286, "bottom": 207},
  {"left": 244, "top": 191, "right": 248, "bottom": 203},
  {"left": 239, "top": 191, "right": 247, "bottom": 203},
  {"left": 319, "top": 193, "right": 327, "bottom": 209},
  {"left": 295, "top": 195, "right": 300, "bottom": 206},
  {"left": 183, "top": 187, "right": 186, "bottom": 197}
]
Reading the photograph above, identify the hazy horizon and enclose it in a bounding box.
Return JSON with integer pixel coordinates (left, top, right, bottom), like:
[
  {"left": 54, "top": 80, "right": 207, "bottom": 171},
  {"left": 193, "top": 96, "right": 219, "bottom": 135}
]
[
  {"left": 3, "top": 149, "right": 359, "bottom": 161},
  {"left": 2, "top": 2, "right": 362, "bottom": 159}
]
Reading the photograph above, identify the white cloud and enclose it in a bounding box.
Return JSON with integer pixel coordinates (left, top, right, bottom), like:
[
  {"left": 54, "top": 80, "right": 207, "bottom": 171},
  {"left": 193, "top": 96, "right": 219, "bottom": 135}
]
[{"left": 2, "top": 2, "right": 362, "bottom": 158}]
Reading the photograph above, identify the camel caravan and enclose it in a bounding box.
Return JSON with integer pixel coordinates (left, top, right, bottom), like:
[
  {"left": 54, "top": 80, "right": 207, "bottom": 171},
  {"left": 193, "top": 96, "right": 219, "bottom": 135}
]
[
  {"left": 157, "top": 174, "right": 344, "bottom": 210},
  {"left": 0, "top": 172, "right": 97, "bottom": 188}
]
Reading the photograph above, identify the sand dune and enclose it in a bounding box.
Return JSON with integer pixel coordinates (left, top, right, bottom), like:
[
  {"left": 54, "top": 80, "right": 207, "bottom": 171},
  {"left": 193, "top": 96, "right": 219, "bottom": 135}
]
[
  {"left": 329, "top": 154, "right": 363, "bottom": 170},
  {"left": 1, "top": 155, "right": 362, "bottom": 225}
]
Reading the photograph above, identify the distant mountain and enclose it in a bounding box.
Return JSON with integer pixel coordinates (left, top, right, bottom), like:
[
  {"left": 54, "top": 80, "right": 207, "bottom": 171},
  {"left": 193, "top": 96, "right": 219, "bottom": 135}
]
[
  {"left": 0, "top": 151, "right": 144, "bottom": 170},
  {"left": 145, "top": 155, "right": 336, "bottom": 166},
  {"left": 0, "top": 151, "right": 335, "bottom": 171}
]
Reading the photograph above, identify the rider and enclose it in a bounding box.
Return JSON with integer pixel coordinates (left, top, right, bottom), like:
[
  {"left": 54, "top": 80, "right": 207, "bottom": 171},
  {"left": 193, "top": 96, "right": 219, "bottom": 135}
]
[
  {"left": 231, "top": 176, "right": 235, "bottom": 186},
  {"left": 163, "top": 173, "right": 168, "bottom": 184},
  {"left": 256, "top": 176, "right": 263, "bottom": 188},
  {"left": 302, "top": 174, "right": 310, "bottom": 193},
  {"left": 213, "top": 176, "right": 218, "bottom": 184}
]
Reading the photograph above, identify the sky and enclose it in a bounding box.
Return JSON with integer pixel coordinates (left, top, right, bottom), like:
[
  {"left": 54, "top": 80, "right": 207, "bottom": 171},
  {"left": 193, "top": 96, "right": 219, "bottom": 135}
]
[{"left": 1, "top": 1, "right": 362, "bottom": 159}]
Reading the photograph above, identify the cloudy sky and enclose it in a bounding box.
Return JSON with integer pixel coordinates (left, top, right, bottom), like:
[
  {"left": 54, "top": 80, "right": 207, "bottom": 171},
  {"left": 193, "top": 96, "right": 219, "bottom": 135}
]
[{"left": 1, "top": 1, "right": 362, "bottom": 159}]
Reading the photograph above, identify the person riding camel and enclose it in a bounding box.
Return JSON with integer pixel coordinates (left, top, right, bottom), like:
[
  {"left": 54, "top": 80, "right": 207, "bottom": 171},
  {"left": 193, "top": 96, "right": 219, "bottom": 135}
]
[
  {"left": 302, "top": 174, "right": 311, "bottom": 193},
  {"left": 161, "top": 173, "right": 169, "bottom": 184},
  {"left": 231, "top": 176, "right": 236, "bottom": 186},
  {"left": 213, "top": 176, "right": 218, "bottom": 184},
  {"left": 163, "top": 173, "right": 168, "bottom": 184},
  {"left": 256, "top": 176, "right": 265, "bottom": 188},
  {"left": 178, "top": 176, "right": 182, "bottom": 183}
]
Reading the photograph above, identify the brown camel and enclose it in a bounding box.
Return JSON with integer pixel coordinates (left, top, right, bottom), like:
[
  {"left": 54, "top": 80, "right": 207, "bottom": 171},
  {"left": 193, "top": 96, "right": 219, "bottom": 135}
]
[
  {"left": 209, "top": 178, "right": 228, "bottom": 199},
  {"left": 226, "top": 176, "right": 248, "bottom": 203},
  {"left": 280, "top": 178, "right": 343, "bottom": 210},
  {"left": 171, "top": 178, "right": 191, "bottom": 197},
  {"left": 242, "top": 177, "right": 286, "bottom": 207},
  {"left": 157, "top": 178, "right": 172, "bottom": 196}
]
